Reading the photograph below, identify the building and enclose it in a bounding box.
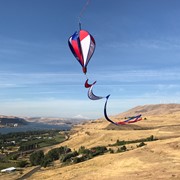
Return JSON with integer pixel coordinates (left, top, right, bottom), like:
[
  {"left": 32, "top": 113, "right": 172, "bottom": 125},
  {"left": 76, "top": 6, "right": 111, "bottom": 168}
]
[{"left": 1, "top": 167, "right": 16, "bottom": 173}]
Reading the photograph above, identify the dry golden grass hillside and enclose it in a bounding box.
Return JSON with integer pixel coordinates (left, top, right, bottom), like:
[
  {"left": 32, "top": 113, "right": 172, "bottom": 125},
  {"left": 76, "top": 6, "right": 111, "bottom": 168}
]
[
  {"left": 28, "top": 104, "right": 180, "bottom": 180},
  {"left": 3, "top": 104, "right": 180, "bottom": 180},
  {"left": 117, "top": 103, "right": 180, "bottom": 116}
]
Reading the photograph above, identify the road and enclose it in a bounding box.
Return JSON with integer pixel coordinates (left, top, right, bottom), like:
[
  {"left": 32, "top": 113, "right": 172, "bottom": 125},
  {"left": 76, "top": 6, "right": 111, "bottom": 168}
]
[{"left": 16, "top": 166, "right": 41, "bottom": 180}]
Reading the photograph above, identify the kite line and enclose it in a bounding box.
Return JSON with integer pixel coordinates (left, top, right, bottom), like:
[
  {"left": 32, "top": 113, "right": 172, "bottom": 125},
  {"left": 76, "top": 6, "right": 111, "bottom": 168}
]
[{"left": 78, "top": 0, "right": 91, "bottom": 25}]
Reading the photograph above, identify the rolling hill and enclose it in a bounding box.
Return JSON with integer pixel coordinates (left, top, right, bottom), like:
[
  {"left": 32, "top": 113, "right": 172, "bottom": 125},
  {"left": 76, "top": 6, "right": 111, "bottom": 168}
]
[
  {"left": 116, "top": 103, "right": 180, "bottom": 117},
  {"left": 0, "top": 115, "right": 28, "bottom": 127}
]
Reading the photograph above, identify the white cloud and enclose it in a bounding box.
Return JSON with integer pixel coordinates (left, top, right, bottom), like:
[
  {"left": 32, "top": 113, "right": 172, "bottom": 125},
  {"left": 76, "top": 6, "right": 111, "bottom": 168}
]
[
  {"left": 73, "top": 114, "right": 89, "bottom": 119},
  {"left": 102, "top": 37, "right": 180, "bottom": 50},
  {"left": 94, "top": 68, "right": 180, "bottom": 84},
  {"left": 0, "top": 72, "right": 84, "bottom": 88}
]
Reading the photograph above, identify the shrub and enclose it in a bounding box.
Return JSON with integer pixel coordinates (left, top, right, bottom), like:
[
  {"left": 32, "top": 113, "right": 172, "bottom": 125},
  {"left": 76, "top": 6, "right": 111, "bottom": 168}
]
[
  {"left": 60, "top": 151, "right": 78, "bottom": 163},
  {"left": 109, "top": 148, "right": 114, "bottom": 153},
  {"left": 146, "top": 135, "right": 154, "bottom": 141},
  {"left": 120, "top": 145, "right": 127, "bottom": 152},
  {"left": 30, "top": 150, "right": 44, "bottom": 166},
  {"left": 117, "top": 145, "right": 127, "bottom": 153},
  {"left": 45, "top": 148, "right": 59, "bottom": 161},
  {"left": 10, "top": 153, "right": 19, "bottom": 160},
  {"left": 115, "top": 140, "right": 126, "bottom": 146},
  {"left": 137, "top": 142, "right": 146, "bottom": 147},
  {"left": 73, "top": 155, "right": 87, "bottom": 164},
  {"left": 17, "top": 160, "right": 28, "bottom": 167},
  {"left": 78, "top": 146, "right": 91, "bottom": 155},
  {"left": 41, "top": 158, "right": 52, "bottom": 168},
  {"left": 58, "top": 146, "right": 71, "bottom": 154},
  {"left": 90, "top": 146, "right": 107, "bottom": 157}
]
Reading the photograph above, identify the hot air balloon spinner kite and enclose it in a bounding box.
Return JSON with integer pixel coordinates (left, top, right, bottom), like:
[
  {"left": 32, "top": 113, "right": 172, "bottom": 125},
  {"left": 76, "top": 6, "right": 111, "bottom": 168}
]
[{"left": 68, "top": 0, "right": 142, "bottom": 125}]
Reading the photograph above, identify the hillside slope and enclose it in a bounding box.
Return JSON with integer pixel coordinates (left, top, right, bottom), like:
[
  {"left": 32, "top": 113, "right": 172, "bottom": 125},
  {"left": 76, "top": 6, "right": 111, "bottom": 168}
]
[
  {"left": 28, "top": 104, "right": 180, "bottom": 180},
  {"left": 30, "top": 138, "right": 180, "bottom": 180},
  {"left": 117, "top": 103, "right": 180, "bottom": 117},
  {"left": 3, "top": 104, "right": 180, "bottom": 180}
]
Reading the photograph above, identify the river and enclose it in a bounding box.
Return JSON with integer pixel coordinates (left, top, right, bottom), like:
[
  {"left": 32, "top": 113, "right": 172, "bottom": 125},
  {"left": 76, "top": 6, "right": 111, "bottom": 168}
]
[{"left": 0, "top": 122, "right": 71, "bottom": 134}]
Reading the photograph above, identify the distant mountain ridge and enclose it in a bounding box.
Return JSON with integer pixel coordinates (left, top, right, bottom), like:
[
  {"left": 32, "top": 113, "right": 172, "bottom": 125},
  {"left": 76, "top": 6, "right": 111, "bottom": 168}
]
[
  {"left": 0, "top": 115, "right": 28, "bottom": 126},
  {"left": 26, "top": 117, "right": 90, "bottom": 125},
  {"left": 117, "top": 103, "right": 180, "bottom": 117},
  {"left": 1, "top": 104, "right": 180, "bottom": 127}
]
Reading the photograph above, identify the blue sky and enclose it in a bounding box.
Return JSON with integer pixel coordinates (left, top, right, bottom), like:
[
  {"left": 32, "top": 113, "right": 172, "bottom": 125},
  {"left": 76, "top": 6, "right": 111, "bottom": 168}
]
[{"left": 0, "top": 0, "right": 180, "bottom": 118}]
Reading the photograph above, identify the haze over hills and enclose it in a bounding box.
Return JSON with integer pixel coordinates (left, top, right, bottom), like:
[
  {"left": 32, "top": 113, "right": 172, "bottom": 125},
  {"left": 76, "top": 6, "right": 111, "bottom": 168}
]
[
  {"left": 26, "top": 117, "right": 91, "bottom": 125},
  {"left": 0, "top": 115, "right": 90, "bottom": 127},
  {"left": 1, "top": 103, "right": 179, "bottom": 127}
]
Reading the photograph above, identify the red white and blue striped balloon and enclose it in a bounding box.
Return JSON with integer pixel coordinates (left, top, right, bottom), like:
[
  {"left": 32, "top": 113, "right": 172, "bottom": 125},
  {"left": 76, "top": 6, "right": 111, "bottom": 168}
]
[{"left": 68, "top": 30, "right": 95, "bottom": 74}]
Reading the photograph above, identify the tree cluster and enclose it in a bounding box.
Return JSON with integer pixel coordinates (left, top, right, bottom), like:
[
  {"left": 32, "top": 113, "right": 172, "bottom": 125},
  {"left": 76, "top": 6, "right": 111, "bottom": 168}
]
[
  {"left": 60, "top": 146, "right": 108, "bottom": 164},
  {"left": 29, "top": 146, "right": 71, "bottom": 167},
  {"left": 29, "top": 145, "right": 108, "bottom": 167},
  {"left": 110, "top": 135, "right": 157, "bottom": 146}
]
